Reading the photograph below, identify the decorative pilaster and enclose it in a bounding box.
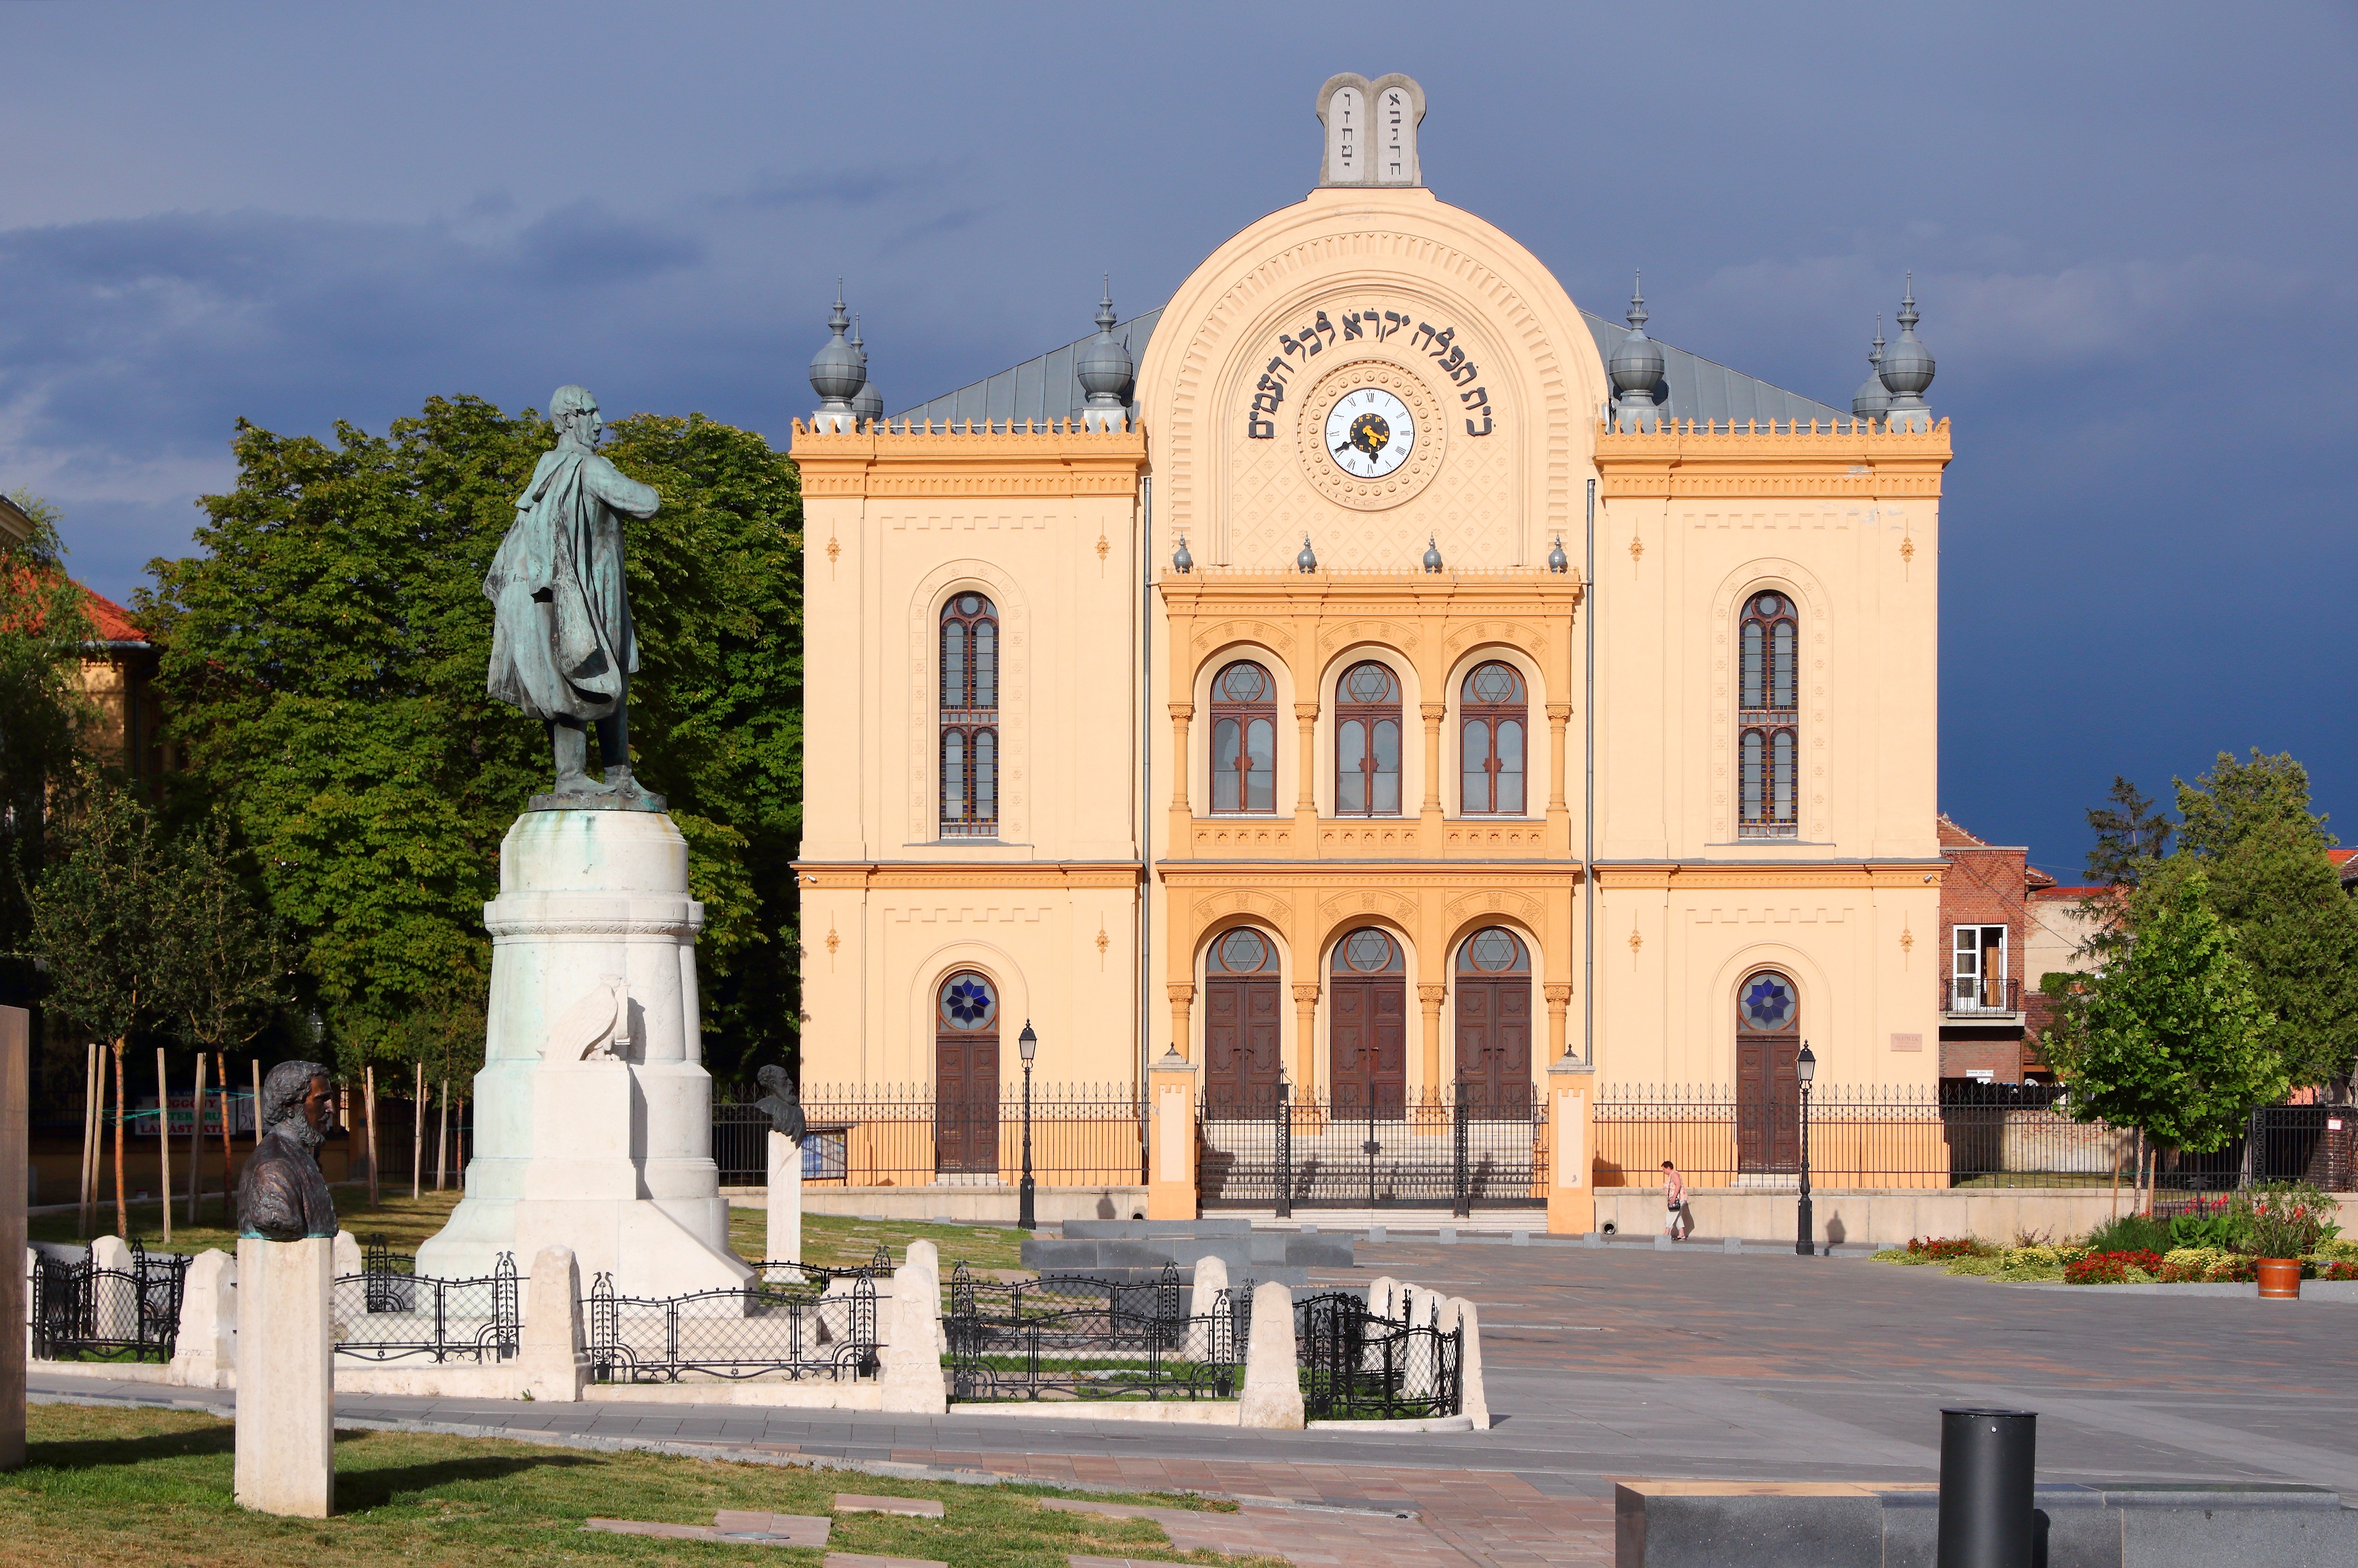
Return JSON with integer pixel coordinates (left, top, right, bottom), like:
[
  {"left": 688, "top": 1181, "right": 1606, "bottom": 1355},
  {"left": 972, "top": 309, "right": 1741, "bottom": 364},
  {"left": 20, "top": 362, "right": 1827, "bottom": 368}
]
[
  {"left": 1291, "top": 980, "right": 1321, "bottom": 1092},
  {"left": 1545, "top": 702, "right": 1571, "bottom": 852},
  {"left": 1166, "top": 982, "right": 1197, "bottom": 1064},
  {"left": 1419, "top": 700, "right": 1446, "bottom": 850},
  {"left": 1293, "top": 701, "right": 1321, "bottom": 856},
  {"left": 1547, "top": 1055, "right": 1596, "bottom": 1236},
  {"left": 1417, "top": 981, "right": 1446, "bottom": 1103},
  {"left": 1167, "top": 702, "right": 1194, "bottom": 860},
  {"left": 1146, "top": 1046, "right": 1199, "bottom": 1222},
  {"left": 1543, "top": 982, "right": 1573, "bottom": 1064}
]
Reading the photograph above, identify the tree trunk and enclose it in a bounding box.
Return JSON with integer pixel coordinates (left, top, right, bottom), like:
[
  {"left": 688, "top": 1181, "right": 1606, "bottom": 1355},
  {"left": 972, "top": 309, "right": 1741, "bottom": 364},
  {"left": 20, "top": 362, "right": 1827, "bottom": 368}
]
[
  {"left": 216, "top": 1053, "right": 236, "bottom": 1210},
  {"left": 187, "top": 1052, "right": 207, "bottom": 1224},
  {"left": 112, "top": 1038, "right": 127, "bottom": 1238},
  {"left": 412, "top": 1061, "right": 425, "bottom": 1201},
  {"left": 365, "top": 1063, "right": 380, "bottom": 1208},
  {"left": 155, "top": 1047, "right": 172, "bottom": 1244},
  {"left": 437, "top": 1081, "right": 449, "bottom": 1191},
  {"left": 77, "top": 1042, "right": 97, "bottom": 1239}
]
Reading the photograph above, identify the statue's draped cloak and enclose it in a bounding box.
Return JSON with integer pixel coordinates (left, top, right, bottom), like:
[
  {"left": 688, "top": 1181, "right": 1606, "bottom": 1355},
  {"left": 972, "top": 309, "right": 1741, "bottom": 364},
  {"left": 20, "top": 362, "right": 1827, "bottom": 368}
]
[
  {"left": 236, "top": 1130, "right": 339, "bottom": 1241},
  {"left": 484, "top": 447, "right": 660, "bottom": 720}
]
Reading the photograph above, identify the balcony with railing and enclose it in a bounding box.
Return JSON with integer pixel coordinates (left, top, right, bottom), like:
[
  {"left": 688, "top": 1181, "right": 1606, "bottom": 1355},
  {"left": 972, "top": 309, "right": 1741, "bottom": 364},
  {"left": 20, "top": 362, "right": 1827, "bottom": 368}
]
[{"left": 1941, "top": 973, "right": 2021, "bottom": 1017}]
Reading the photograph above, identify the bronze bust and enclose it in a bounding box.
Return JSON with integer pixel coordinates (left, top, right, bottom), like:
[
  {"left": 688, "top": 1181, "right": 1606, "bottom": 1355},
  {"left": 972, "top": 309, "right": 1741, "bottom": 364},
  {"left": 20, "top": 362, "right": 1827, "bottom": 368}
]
[
  {"left": 235, "top": 1060, "right": 340, "bottom": 1241},
  {"left": 754, "top": 1064, "right": 805, "bottom": 1147}
]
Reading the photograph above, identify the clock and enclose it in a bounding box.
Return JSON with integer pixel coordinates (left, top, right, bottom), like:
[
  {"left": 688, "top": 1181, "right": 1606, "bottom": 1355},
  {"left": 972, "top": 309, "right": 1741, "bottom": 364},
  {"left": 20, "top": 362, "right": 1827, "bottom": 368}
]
[
  {"left": 1294, "top": 359, "right": 1446, "bottom": 511},
  {"left": 1324, "top": 388, "right": 1415, "bottom": 479}
]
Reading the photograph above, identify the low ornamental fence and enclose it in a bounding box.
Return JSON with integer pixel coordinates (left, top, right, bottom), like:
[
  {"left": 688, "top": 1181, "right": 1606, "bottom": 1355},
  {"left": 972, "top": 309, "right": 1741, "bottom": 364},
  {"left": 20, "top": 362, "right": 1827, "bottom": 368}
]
[
  {"left": 334, "top": 1247, "right": 519, "bottom": 1364},
  {"left": 1296, "top": 1287, "right": 1463, "bottom": 1421},
  {"left": 713, "top": 1084, "right": 1145, "bottom": 1189},
  {"left": 1199, "top": 1084, "right": 1548, "bottom": 1211},
  {"left": 946, "top": 1261, "right": 1243, "bottom": 1402},
  {"left": 31, "top": 1239, "right": 190, "bottom": 1363},
  {"left": 588, "top": 1263, "right": 880, "bottom": 1384},
  {"left": 1593, "top": 1086, "right": 2356, "bottom": 1191}
]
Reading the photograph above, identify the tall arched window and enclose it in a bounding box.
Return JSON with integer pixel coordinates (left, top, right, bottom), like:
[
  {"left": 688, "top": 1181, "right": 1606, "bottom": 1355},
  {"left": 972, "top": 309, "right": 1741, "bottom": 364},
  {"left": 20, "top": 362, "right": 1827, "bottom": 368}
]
[
  {"left": 1737, "top": 591, "right": 1798, "bottom": 838},
  {"left": 1209, "top": 661, "right": 1276, "bottom": 814},
  {"left": 1459, "top": 661, "right": 1527, "bottom": 815},
  {"left": 940, "top": 594, "right": 998, "bottom": 837},
  {"left": 1334, "top": 661, "right": 1401, "bottom": 816}
]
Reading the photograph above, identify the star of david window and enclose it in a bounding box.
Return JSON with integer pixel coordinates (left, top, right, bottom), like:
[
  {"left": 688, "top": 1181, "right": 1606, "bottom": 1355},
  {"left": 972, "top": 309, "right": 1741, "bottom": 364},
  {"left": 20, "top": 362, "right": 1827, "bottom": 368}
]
[{"left": 1739, "top": 971, "right": 1797, "bottom": 1032}]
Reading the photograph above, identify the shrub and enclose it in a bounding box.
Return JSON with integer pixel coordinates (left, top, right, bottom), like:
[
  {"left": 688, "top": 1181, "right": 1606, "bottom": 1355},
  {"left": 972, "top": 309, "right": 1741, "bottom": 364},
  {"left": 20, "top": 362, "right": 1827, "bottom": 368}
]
[
  {"left": 2168, "top": 1206, "right": 2249, "bottom": 1252},
  {"left": 2157, "top": 1246, "right": 2252, "bottom": 1283},
  {"left": 2243, "top": 1182, "right": 2342, "bottom": 1259},
  {"left": 2317, "top": 1261, "right": 2358, "bottom": 1281},
  {"left": 1905, "top": 1237, "right": 1992, "bottom": 1260},
  {"left": 2065, "top": 1249, "right": 2166, "bottom": 1284},
  {"left": 2313, "top": 1238, "right": 2358, "bottom": 1263},
  {"left": 2083, "top": 1214, "right": 2174, "bottom": 1255}
]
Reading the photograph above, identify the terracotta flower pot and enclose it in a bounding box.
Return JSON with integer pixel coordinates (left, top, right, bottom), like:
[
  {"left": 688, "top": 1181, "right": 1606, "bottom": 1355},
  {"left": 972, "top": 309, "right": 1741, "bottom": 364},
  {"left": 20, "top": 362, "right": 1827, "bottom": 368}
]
[{"left": 2255, "top": 1257, "right": 2302, "bottom": 1299}]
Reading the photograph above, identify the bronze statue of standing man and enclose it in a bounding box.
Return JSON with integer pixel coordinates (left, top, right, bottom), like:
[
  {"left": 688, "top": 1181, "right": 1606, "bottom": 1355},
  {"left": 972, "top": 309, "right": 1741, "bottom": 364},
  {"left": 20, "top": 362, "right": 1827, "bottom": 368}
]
[{"left": 485, "top": 385, "right": 665, "bottom": 809}]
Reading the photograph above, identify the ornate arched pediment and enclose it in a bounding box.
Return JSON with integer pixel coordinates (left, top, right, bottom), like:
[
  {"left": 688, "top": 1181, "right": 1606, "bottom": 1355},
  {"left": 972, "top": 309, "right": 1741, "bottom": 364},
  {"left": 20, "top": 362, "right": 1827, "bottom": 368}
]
[
  {"left": 1444, "top": 619, "right": 1548, "bottom": 662},
  {"left": 1318, "top": 618, "right": 1420, "bottom": 659}
]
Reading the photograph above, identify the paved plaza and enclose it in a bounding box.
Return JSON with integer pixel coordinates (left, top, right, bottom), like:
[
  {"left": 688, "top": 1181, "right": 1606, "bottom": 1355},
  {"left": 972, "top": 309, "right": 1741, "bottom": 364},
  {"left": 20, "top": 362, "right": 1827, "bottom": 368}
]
[{"left": 34, "top": 1239, "right": 2358, "bottom": 1566}]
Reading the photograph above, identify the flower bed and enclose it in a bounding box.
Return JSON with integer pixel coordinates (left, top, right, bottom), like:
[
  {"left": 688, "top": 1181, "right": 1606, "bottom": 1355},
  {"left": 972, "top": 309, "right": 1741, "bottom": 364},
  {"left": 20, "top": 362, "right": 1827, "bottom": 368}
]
[{"left": 2064, "top": 1249, "right": 2165, "bottom": 1285}]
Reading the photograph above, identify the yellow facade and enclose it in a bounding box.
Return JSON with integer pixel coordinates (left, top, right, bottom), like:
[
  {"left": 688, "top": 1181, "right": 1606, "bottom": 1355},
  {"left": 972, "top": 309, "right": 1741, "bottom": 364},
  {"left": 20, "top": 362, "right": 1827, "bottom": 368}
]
[{"left": 793, "top": 147, "right": 1950, "bottom": 1119}]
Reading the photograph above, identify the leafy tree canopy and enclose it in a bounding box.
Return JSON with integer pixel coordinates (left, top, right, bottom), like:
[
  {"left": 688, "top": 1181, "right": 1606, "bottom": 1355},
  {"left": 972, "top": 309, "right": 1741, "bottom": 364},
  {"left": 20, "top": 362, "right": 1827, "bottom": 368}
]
[
  {"left": 2046, "top": 869, "right": 2285, "bottom": 1151},
  {"left": 0, "top": 491, "right": 97, "bottom": 980},
  {"left": 2168, "top": 750, "right": 2358, "bottom": 1092},
  {"left": 139, "top": 395, "right": 802, "bottom": 1083}
]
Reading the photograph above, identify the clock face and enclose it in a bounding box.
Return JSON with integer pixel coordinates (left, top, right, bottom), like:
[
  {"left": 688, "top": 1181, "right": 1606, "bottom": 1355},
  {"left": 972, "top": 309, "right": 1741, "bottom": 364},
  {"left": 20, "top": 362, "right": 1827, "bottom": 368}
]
[{"left": 1324, "top": 388, "right": 1415, "bottom": 479}]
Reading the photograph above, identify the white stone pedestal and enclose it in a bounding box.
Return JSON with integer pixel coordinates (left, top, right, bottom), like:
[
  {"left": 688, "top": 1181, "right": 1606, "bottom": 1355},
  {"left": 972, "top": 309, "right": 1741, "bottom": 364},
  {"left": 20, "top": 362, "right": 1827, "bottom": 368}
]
[
  {"left": 235, "top": 1237, "right": 333, "bottom": 1517},
  {"left": 416, "top": 811, "right": 749, "bottom": 1298},
  {"left": 765, "top": 1131, "right": 802, "bottom": 1279}
]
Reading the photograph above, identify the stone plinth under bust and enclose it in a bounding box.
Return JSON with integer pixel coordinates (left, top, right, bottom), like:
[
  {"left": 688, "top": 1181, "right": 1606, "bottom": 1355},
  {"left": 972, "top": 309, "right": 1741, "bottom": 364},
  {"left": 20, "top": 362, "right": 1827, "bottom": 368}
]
[{"left": 415, "top": 811, "right": 749, "bottom": 1298}]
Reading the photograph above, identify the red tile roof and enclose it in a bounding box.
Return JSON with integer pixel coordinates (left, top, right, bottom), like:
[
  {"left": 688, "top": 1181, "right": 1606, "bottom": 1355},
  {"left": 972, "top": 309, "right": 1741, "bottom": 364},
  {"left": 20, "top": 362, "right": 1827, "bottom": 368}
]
[{"left": 78, "top": 583, "right": 147, "bottom": 644}]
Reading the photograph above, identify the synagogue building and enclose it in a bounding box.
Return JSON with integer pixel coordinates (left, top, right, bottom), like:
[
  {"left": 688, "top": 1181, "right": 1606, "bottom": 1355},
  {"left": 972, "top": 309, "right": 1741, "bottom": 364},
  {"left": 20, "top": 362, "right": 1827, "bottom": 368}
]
[{"left": 791, "top": 73, "right": 1951, "bottom": 1173}]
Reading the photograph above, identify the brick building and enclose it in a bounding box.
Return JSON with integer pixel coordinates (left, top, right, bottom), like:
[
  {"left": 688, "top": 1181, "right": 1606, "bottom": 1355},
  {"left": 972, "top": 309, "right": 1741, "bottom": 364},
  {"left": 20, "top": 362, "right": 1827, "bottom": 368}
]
[{"left": 1934, "top": 814, "right": 2058, "bottom": 1084}]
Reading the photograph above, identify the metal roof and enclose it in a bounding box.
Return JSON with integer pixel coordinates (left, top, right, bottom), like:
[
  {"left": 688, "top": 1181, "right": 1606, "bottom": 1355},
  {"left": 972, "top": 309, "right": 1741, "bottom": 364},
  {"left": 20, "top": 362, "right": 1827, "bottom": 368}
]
[{"left": 894, "top": 305, "right": 1842, "bottom": 428}]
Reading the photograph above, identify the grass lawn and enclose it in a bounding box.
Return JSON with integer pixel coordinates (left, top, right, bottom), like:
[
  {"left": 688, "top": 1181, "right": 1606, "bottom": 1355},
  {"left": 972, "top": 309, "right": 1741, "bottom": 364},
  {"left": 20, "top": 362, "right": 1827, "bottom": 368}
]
[
  {"left": 1, "top": 1403, "right": 1265, "bottom": 1568},
  {"left": 36, "top": 1188, "right": 1032, "bottom": 1278}
]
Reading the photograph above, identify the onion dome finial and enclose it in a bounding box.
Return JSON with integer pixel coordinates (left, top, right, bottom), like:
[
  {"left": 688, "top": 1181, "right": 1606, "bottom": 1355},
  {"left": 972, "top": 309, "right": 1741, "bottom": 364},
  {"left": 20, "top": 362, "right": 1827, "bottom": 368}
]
[
  {"left": 1296, "top": 534, "right": 1318, "bottom": 574},
  {"left": 1851, "top": 317, "right": 1891, "bottom": 422},
  {"left": 808, "top": 279, "right": 865, "bottom": 431},
  {"left": 1076, "top": 276, "right": 1135, "bottom": 430},
  {"left": 1877, "top": 274, "right": 1935, "bottom": 430},
  {"left": 1608, "top": 271, "right": 1665, "bottom": 432}
]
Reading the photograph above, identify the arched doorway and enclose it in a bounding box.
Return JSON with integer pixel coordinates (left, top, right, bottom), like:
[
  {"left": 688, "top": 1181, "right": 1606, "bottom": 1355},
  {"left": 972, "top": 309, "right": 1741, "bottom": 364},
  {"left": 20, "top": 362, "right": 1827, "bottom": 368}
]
[
  {"left": 1330, "top": 928, "right": 1406, "bottom": 1117},
  {"left": 1735, "top": 970, "right": 1800, "bottom": 1173},
  {"left": 934, "top": 971, "right": 1000, "bottom": 1175},
  {"left": 1454, "top": 927, "right": 1531, "bottom": 1112},
  {"left": 1203, "top": 928, "right": 1282, "bottom": 1118}
]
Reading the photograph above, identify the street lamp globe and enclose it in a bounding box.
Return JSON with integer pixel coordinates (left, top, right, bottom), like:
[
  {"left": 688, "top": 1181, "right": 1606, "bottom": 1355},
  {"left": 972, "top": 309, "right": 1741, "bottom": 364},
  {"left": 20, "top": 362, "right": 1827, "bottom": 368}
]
[
  {"left": 1018, "top": 1022, "right": 1037, "bottom": 1062},
  {"left": 1796, "top": 1041, "right": 1816, "bottom": 1083}
]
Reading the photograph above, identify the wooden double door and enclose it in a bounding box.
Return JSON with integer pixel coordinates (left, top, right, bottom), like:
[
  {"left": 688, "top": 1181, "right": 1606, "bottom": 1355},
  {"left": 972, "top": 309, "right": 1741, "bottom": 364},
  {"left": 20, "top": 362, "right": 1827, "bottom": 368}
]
[
  {"left": 935, "top": 1035, "right": 1000, "bottom": 1176},
  {"left": 1454, "top": 977, "right": 1531, "bottom": 1113},
  {"left": 1204, "top": 974, "right": 1282, "bottom": 1118},
  {"left": 1330, "top": 976, "right": 1407, "bottom": 1117}
]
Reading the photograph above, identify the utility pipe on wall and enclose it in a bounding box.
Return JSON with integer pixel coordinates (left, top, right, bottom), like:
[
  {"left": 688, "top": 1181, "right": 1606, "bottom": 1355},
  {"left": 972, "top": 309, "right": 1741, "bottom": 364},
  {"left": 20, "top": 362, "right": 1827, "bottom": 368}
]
[{"left": 1583, "top": 477, "right": 1596, "bottom": 1067}]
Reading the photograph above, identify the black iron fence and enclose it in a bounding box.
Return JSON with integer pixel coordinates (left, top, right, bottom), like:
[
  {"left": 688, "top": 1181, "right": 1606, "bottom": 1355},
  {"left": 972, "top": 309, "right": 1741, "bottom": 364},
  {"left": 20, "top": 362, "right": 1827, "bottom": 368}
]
[
  {"left": 946, "top": 1261, "right": 1242, "bottom": 1402},
  {"left": 31, "top": 1239, "right": 189, "bottom": 1363},
  {"left": 1296, "top": 1287, "right": 1462, "bottom": 1421},
  {"left": 713, "top": 1084, "right": 1145, "bottom": 1189},
  {"left": 1594, "top": 1084, "right": 2356, "bottom": 1191},
  {"left": 334, "top": 1250, "right": 520, "bottom": 1364},
  {"left": 1199, "top": 1084, "right": 1547, "bottom": 1211},
  {"left": 587, "top": 1263, "right": 880, "bottom": 1384},
  {"left": 1941, "top": 973, "right": 2022, "bottom": 1014}
]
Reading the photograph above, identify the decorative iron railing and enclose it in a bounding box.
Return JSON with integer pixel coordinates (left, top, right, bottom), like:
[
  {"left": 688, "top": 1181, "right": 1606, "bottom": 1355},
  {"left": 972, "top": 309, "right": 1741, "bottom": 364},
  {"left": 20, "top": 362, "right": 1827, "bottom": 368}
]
[
  {"left": 586, "top": 1263, "right": 879, "bottom": 1384},
  {"left": 31, "top": 1239, "right": 190, "bottom": 1363},
  {"left": 946, "top": 1261, "right": 1243, "bottom": 1402},
  {"left": 1198, "top": 1084, "right": 1547, "bottom": 1210},
  {"left": 1942, "top": 974, "right": 2022, "bottom": 1014},
  {"left": 333, "top": 1251, "right": 519, "bottom": 1363},
  {"left": 1296, "top": 1286, "right": 1462, "bottom": 1421},
  {"left": 712, "top": 1084, "right": 1146, "bottom": 1190}
]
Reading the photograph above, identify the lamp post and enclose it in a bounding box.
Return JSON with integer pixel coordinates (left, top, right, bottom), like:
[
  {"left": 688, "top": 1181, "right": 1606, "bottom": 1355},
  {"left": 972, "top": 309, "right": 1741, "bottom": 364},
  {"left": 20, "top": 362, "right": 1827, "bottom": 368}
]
[
  {"left": 1794, "top": 1039, "right": 1816, "bottom": 1257},
  {"left": 1017, "top": 1020, "right": 1038, "bottom": 1231}
]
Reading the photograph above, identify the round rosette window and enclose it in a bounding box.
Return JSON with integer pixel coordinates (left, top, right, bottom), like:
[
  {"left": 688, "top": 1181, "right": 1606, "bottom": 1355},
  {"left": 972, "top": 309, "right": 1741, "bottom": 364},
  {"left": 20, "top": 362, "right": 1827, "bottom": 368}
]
[
  {"left": 1739, "top": 971, "right": 1797, "bottom": 1032},
  {"left": 938, "top": 973, "right": 998, "bottom": 1031}
]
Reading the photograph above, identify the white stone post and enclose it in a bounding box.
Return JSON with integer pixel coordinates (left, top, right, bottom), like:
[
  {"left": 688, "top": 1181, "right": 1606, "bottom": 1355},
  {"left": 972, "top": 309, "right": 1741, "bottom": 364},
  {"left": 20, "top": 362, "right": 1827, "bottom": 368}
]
[
  {"left": 235, "top": 1236, "right": 334, "bottom": 1517},
  {"left": 169, "top": 1249, "right": 238, "bottom": 1389},
  {"left": 901, "top": 1239, "right": 946, "bottom": 1359},
  {"left": 516, "top": 1245, "right": 586, "bottom": 1402},
  {"left": 1187, "top": 1251, "right": 1229, "bottom": 1324},
  {"left": 331, "top": 1230, "right": 362, "bottom": 1280},
  {"left": 764, "top": 1130, "right": 802, "bottom": 1280},
  {"left": 1444, "top": 1295, "right": 1490, "bottom": 1430},
  {"left": 877, "top": 1263, "right": 946, "bottom": 1414},
  {"left": 1239, "top": 1279, "right": 1303, "bottom": 1429},
  {"left": 90, "top": 1236, "right": 137, "bottom": 1343}
]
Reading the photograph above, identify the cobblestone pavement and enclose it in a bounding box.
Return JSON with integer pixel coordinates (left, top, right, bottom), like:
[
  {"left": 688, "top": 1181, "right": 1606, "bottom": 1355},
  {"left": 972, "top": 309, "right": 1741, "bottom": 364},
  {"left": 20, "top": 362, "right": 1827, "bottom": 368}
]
[{"left": 31, "top": 1239, "right": 2358, "bottom": 1567}]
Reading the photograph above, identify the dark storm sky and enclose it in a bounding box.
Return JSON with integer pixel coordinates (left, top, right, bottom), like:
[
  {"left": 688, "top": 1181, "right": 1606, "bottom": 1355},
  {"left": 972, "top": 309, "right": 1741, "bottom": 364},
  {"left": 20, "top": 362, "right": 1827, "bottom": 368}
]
[{"left": 2, "top": 3, "right": 2351, "bottom": 872}]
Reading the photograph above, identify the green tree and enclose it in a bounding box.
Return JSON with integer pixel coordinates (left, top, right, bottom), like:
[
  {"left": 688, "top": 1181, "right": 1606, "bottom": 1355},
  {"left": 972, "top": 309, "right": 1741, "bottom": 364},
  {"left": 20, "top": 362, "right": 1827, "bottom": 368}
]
[
  {"left": 139, "top": 396, "right": 802, "bottom": 1084},
  {"left": 0, "top": 492, "right": 96, "bottom": 987},
  {"left": 158, "top": 811, "right": 291, "bottom": 1068},
  {"left": 2075, "top": 775, "right": 2173, "bottom": 962},
  {"left": 2045, "top": 870, "right": 2287, "bottom": 1205},
  {"left": 27, "top": 787, "right": 171, "bottom": 1236},
  {"left": 2171, "top": 750, "right": 2358, "bottom": 1094}
]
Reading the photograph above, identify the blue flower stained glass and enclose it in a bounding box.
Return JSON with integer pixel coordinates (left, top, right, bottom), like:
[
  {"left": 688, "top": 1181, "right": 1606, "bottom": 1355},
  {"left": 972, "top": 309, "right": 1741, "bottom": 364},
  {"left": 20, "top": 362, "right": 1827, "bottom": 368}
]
[
  {"left": 941, "top": 975, "right": 995, "bottom": 1029},
  {"left": 1741, "top": 973, "right": 1794, "bottom": 1030}
]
